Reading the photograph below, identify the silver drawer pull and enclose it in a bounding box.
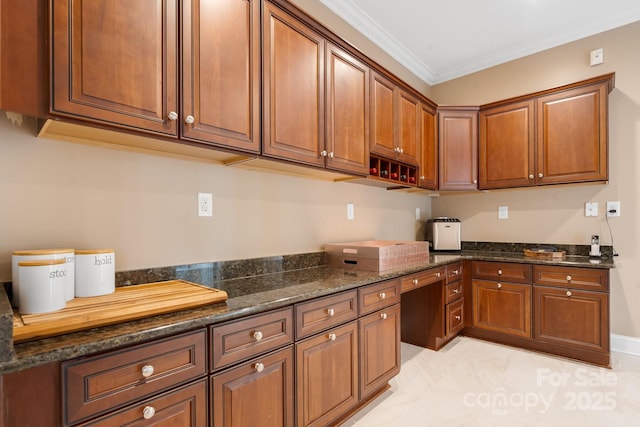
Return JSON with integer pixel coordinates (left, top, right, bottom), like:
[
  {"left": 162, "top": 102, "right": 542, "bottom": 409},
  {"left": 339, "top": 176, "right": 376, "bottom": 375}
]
[
  {"left": 143, "top": 406, "right": 156, "bottom": 420},
  {"left": 452, "top": 289, "right": 460, "bottom": 294},
  {"left": 327, "top": 308, "right": 335, "bottom": 317},
  {"left": 255, "top": 362, "right": 265, "bottom": 373},
  {"left": 497, "top": 269, "right": 503, "bottom": 275},
  {"left": 452, "top": 270, "right": 459, "bottom": 275},
  {"left": 455, "top": 315, "right": 461, "bottom": 321},
  {"left": 412, "top": 279, "right": 419, "bottom": 285},
  {"left": 379, "top": 292, "right": 386, "bottom": 300},
  {"left": 435, "top": 272, "right": 441, "bottom": 278},
  {"left": 566, "top": 290, "right": 572, "bottom": 297},
  {"left": 497, "top": 283, "right": 502, "bottom": 289},
  {"left": 141, "top": 365, "right": 154, "bottom": 378},
  {"left": 380, "top": 312, "right": 387, "bottom": 320},
  {"left": 566, "top": 275, "right": 572, "bottom": 282},
  {"left": 328, "top": 333, "right": 337, "bottom": 341},
  {"left": 253, "top": 331, "right": 263, "bottom": 342}
]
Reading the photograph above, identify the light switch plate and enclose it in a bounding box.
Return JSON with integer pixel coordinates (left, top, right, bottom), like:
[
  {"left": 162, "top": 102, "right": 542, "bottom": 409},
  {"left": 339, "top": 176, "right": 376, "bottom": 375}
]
[{"left": 347, "top": 203, "right": 354, "bottom": 220}]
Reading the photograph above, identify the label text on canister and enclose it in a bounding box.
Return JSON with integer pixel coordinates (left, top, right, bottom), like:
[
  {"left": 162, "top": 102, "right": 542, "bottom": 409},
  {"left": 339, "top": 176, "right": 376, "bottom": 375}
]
[
  {"left": 94, "top": 255, "right": 113, "bottom": 266},
  {"left": 49, "top": 269, "right": 67, "bottom": 279}
]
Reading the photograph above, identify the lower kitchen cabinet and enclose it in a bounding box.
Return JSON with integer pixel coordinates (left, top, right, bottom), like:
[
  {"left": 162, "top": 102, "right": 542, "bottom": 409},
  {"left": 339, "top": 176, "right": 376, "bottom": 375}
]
[
  {"left": 472, "top": 279, "right": 531, "bottom": 338},
  {"left": 211, "top": 346, "right": 294, "bottom": 427},
  {"left": 534, "top": 286, "right": 609, "bottom": 353},
  {"left": 296, "top": 321, "right": 358, "bottom": 427},
  {"left": 79, "top": 379, "right": 207, "bottom": 426},
  {"left": 359, "top": 304, "right": 401, "bottom": 400}
]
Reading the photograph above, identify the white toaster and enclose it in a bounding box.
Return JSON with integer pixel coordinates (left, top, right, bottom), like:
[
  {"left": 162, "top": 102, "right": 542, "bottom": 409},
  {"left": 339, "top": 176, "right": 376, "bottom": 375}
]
[{"left": 426, "top": 218, "right": 461, "bottom": 251}]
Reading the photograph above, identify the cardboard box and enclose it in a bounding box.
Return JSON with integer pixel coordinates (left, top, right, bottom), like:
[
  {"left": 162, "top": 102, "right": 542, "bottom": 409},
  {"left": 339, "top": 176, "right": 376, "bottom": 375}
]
[{"left": 325, "top": 240, "right": 430, "bottom": 272}]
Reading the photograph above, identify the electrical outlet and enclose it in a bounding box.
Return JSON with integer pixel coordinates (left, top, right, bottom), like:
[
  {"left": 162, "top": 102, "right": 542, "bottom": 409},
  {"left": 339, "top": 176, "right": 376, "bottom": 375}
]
[
  {"left": 415, "top": 208, "right": 421, "bottom": 220},
  {"left": 347, "top": 203, "right": 354, "bottom": 220},
  {"left": 590, "top": 48, "right": 604, "bottom": 66},
  {"left": 585, "top": 202, "right": 598, "bottom": 217},
  {"left": 498, "top": 206, "right": 508, "bottom": 219},
  {"left": 607, "top": 201, "right": 620, "bottom": 217},
  {"left": 198, "top": 193, "right": 213, "bottom": 217}
]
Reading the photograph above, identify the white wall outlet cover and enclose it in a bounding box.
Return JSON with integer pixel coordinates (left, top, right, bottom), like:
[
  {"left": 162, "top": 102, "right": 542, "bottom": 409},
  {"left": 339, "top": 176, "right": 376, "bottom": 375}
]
[
  {"left": 590, "top": 48, "right": 604, "bottom": 66},
  {"left": 498, "top": 206, "right": 508, "bottom": 219},
  {"left": 607, "top": 201, "right": 620, "bottom": 217},
  {"left": 585, "top": 202, "right": 598, "bottom": 217},
  {"left": 198, "top": 192, "right": 213, "bottom": 217}
]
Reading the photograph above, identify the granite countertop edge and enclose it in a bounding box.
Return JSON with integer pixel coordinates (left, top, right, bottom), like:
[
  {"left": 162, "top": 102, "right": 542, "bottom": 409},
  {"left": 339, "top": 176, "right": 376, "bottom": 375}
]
[{"left": 0, "top": 251, "right": 614, "bottom": 375}]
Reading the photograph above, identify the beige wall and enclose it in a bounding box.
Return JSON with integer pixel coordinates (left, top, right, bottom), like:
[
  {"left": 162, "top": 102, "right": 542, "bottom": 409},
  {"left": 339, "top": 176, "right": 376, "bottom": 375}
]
[
  {"left": 431, "top": 21, "right": 640, "bottom": 337},
  {"left": 0, "top": 114, "right": 430, "bottom": 281}
]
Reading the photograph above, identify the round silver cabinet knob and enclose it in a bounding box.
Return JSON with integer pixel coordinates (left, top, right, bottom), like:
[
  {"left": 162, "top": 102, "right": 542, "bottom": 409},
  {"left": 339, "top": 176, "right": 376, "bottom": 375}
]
[
  {"left": 412, "top": 279, "right": 419, "bottom": 285},
  {"left": 380, "top": 313, "right": 388, "bottom": 320},
  {"left": 538, "top": 173, "right": 544, "bottom": 178},
  {"left": 420, "top": 175, "right": 425, "bottom": 180},
  {"left": 566, "top": 275, "right": 572, "bottom": 282},
  {"left": 328, "top": 152, "right": 335, "bottom": 158},
  {"left": 529, "top": 174, "right": 534, "bottom": 179},
  {"left": 141, "top": 365, "right": 154, "bottom": 378},
  {"left": 185, "top": 115, "right": 195, "bottom": 124},
  {"left": 255, "top": 362, "right": 265, "bottom": 373},
  {"left": 328, "top": 333, "right": 337, "bottom": 341},
  {"left": 143, "top": 406, "right": 156, "bottom": 420},
  {"left": 327, "top": 308, "right": 335, "bottom": 317},
  {"left": 453, "top": 289, "right": 459, "bottom": 294},
  {"left": 566, "top": 290, "right": 572, "bottom": 297},
  {"left": 379, "top": 292, "right": 386, "bottom": 300},
  {"left": 497, "top": 269, "right": 503, "bottom": 275},
  {"left": 253, "top": 330, "right": 263, "bottom": 341},
  {"left": 455, "top": 315, "right": 461, "bottom": 321},
  {"left": 435, "top": 272, "right": 441, "bottom": 278},
  {"left": 497, "top": 283, "right": 502, "bottom": 289},
  {"left": 473, "top": 179, "right": 477, "bottom": 184},
  {"left": 168, "top": 111, "right": 178, "bottom": 121},
  {"left": 320, "top": 150, "right": 328, "bottom": 157}
]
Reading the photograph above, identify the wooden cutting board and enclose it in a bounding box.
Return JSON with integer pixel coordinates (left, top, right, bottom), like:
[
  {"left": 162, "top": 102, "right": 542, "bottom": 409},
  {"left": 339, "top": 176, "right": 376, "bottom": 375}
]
[{"left": 12, "top": 280, "right": 227, "bottom": 343}]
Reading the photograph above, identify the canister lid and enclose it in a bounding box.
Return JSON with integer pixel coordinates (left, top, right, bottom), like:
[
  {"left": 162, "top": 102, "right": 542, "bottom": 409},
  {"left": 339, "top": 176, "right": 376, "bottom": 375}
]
[
  {"left": 13, "top": 249, "right": 74, "bottom": 256},
  {"left": 75, "top": 249, "right": 114, "bottom": 255},
  {"left": 18, "top": 259, "right": 66, "bottom": 267}
]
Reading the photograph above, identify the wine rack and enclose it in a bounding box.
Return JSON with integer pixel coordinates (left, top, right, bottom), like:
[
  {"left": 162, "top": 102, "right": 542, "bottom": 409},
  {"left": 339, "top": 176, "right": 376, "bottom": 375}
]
[{"left": 369, "top": 155, "right": 417, "bottom": 186}]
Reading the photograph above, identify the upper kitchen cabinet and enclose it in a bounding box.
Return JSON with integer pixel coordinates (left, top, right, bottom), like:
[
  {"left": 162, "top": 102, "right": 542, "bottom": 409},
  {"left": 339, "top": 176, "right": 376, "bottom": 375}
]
[
  {"left": 419, "top": 102, "right": 438, "bottom": 190},
  {"left": 370, "top": 72, "right": 420, "bottom": 166},
  {"left": 325, "top": 43, "right": 370, "bottom": 175},
  {"left": 536, "top": 76, "right": 612, "bottom": 185},
  {"left": 479, "top": 100, "right": 535, "bottom": 189},
  {"left": 478, "top": 74, "right": 614, "bottom": 189},
  {"left": 263, "top": 3, "right": 370, "bottom": 175},
  {"left": 51, "top": 0, "right": 260, "bottom": 153},
  {"left": 181, "top": 0, "right": 261, "bottom": 152},
  {"left": 52, "top": 0, "right": 179, "bottom": 136},
  {"left": 438, "top": 107, "right": 479, "bottom": 191}
]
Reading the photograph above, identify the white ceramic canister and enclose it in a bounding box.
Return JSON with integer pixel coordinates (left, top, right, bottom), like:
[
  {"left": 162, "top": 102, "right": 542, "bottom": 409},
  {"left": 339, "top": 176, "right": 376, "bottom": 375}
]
[
  {"left": 18, "top": 259, "right": 67, "bottom": 314},
  {"left": 12, "top": 249, "right": 75, "bottom": 308},
  {"left": 75, "top": 249, "right": 115, "bottom": 297}
]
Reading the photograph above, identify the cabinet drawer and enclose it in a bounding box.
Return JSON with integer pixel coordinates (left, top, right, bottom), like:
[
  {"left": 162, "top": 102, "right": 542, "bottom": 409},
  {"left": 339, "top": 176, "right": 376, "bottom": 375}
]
[
  {"left": 533, "top": 266, "right": 609, "bottom": 292},
  {"left": 472, "top": 261, "right": 531, "bottom": 283},
  {"left": 211, "top": 307, "right": 293, "bottom": 371},
  {"left": 78, "top": 379, "right": 208, "bottom": 426},
  {"left": 447, "top": 262, "right": 463, "bottom": 283},
  {"left": 446, "top": 298, "right": 464, "bottom": 337},
  {"left": 445, "top": 281, "right": 463, "bottom": 303},
  {"left": 295, "top": 290, "right": 358, "bottom": 340},
  {"left": 401, "top": 267, "right": 446, "bottom": 293},
  {"left": 358, "top": 279, "right": 401, "bottom": 316},
  {"left": 63, "top": 329, "right": 207, "bottom": 426}
]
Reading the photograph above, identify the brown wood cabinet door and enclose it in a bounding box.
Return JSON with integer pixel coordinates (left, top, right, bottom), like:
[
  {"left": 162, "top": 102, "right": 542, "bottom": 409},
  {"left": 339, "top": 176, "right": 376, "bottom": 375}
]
[
  {"left": 296, "top": 321, "right": 358, "bottom": 427},
  {"left": 370, "top": 72, "right": 396, "bottom": 159},
  {"left": 212, "top": 347, "right": 294, "bottom": 427},
  {"left": 479, "top": 100, "right": 535, "bottom": 189},
  {"left": 419, "top": 102, "right": 438, "bottom": 189},
  {"left": 263, "top": 2, "right": 325, "bottom": 166},
  {"left": 79, "top": 379, "right": 207, "bottom": 427},
  {"left": 438, "top": 107, "right": 478, "bottom": 190},
  {"left": 181, "top": 0, "right": 260, "bottom": 153},
  {"left": 534, "top": 286, "right": 609, "bottom": 353},
  {"left": 359, "top": 304, "right": 401, "bottom": 400},
  {"left": 472, "top": 279, "right": 531, "bottom": 338},
  {"left": 52, "top": 0, "right": 178, "bottom": 135},
  {"left": 536, "top": 82, "right": 608, "bottom": 184},
  {"left": 325, "top": 43, "right": 370, "bottom": 175},
  {"left": 396, "top": 89, "right": 420, "bottom": 166}
]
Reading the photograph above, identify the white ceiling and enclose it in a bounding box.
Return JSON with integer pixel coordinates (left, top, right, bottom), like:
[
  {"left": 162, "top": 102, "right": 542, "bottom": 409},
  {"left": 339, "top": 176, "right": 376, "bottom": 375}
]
[{"left": 318, "top": 0, "right": 640, "bottom": 85}]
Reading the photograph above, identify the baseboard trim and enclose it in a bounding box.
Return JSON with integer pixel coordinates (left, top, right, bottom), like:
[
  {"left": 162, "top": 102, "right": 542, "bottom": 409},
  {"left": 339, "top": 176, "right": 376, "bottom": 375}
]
[{"left": 611, "top": 334, "right": 640, "bottom": 356}]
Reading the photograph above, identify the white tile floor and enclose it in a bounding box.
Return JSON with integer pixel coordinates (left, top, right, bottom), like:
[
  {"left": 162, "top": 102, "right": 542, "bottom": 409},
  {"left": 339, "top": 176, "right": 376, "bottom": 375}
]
[{"left": 343, "top": 337, "right": 640, "bottom": 426}]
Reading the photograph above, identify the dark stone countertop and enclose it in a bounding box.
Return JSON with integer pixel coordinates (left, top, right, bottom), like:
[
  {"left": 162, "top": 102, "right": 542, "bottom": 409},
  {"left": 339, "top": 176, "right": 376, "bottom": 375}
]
[{"left": 0, "top": 251, "right": 614, "bottom": 375}]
